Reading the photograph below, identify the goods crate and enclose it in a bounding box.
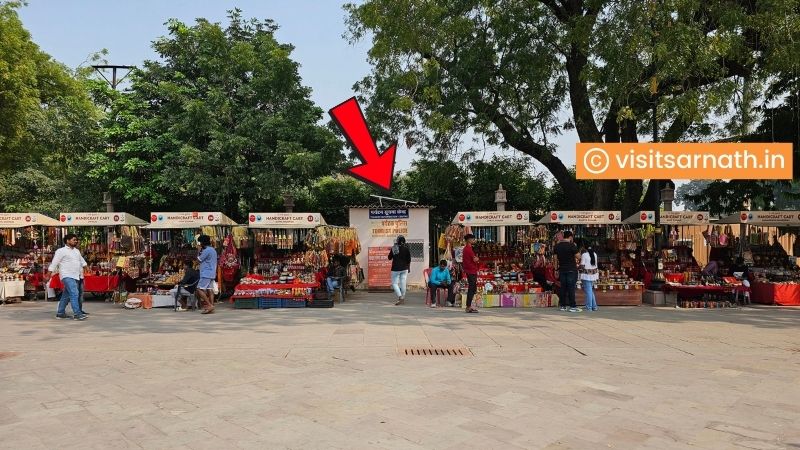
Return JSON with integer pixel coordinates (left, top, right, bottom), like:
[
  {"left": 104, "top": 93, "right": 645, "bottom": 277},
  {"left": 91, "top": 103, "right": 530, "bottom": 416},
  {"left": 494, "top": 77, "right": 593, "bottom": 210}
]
[
  {"left": 234, "top": 298, "right": 258, "bottom": 309},
  {"left": 308, "top": 299, "right": 334, "bottom": 308},
  {"left": 258, "top": 298, "right": 283, "bottom": 309},
  {"left": 284, "top": 299, "right": 306, "bottom": 308}
]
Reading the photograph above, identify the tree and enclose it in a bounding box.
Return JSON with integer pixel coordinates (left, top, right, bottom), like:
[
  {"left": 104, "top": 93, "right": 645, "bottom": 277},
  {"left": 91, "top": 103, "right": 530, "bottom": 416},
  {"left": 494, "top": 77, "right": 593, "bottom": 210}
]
[
  {"left": 687, "top": 72, "right": 800, "bottom": 213},
  {"left": 392, "top": 159, "right": 468, "bottom": 225},
  {"left": 307, "top": 175, "right": 372, "bottom": 225},
  {"left": 393, "top": 155, "right": 552, "bottom": 225},
  {"left": 674, "top": 180, "right": 711, "bottom": 211},
  {"left": 344, "top": 0, "right": 799, "bottom": 215},
  {"left": 84, "top": 10, "right": 345, "bottom": 220},
  {"left": 0, "top": 1, "right": 103, "bottom": 214}
]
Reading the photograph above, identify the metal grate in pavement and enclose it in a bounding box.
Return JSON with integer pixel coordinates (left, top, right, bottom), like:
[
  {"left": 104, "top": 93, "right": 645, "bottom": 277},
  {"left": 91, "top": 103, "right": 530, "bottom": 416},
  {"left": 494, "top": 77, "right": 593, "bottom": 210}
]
[
  {"left": 0, "top": 352, "right": 21, "bottom": 360},
  {"left": 399, "top": 348, "right": 472, "bottom": 357}
]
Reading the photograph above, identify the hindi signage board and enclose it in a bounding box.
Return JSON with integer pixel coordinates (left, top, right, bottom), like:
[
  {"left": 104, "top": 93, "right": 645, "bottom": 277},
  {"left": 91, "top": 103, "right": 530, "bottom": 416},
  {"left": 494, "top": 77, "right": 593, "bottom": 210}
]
[{"left": 367, "top": 246, "right": 393, "bottom": 290}]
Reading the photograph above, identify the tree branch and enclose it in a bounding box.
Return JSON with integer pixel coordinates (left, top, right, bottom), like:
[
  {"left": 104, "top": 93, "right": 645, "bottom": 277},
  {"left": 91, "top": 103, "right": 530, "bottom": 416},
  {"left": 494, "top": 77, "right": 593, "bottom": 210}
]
[
  {"left": 663, "top": 115, "right": 692, "bottom": 142},
  {"left": 539, "top": 0, "right": 568, "bottom": 23}
]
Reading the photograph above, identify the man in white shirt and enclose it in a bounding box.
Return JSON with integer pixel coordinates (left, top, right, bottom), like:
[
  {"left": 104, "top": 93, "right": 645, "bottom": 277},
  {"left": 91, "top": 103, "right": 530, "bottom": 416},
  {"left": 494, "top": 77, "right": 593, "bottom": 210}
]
[{"left": 46, "top": 233, "right": 88, "bottom": 320}]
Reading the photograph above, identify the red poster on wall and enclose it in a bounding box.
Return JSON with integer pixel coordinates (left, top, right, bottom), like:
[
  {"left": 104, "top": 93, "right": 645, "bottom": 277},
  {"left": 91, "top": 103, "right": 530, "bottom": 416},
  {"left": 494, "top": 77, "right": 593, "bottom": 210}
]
[{"left": 368, "top": 246, "right": 393, "bottom": 291}]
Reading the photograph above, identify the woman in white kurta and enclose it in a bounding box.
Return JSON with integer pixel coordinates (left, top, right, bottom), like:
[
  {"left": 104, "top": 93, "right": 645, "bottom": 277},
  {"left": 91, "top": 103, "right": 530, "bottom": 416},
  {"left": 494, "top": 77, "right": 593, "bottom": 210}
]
[{"left": 580, "top": 246, "right": 599, "bottom": 311}]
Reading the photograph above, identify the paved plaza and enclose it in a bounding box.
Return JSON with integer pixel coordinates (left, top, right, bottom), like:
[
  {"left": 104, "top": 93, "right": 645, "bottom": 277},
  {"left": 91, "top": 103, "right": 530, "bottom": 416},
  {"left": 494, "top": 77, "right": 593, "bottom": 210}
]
[{"left": 1, "top": 292, "right": 799, "bottom": 450}]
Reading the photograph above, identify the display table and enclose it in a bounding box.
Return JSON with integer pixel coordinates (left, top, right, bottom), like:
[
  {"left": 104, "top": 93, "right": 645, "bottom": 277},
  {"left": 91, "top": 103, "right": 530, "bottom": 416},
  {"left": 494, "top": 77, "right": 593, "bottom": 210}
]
[
  {"left": 50, "top": 274, "right": 120, "bottom": 293},
  {"left": 127, "top": 293, "right": 152, "bottom": 309},
  {"left": 0, "top": 280, "right": 26, "bottom": 300},
  {"left": 472, "top": 291, "right": 553, "bottom": 308},
  {"left": 231, "top": 281, "right": 319, "bottom": 300},
  {"left": 575, "top": 288, "right": 642, "bottom": 306},
  {"left": 751, "top": 281, "right": 800, "bottom": 306},
  {"left": 663, "top": 284, "right": 749, "bottom": 297},
  {"left": 24, "top": 272, "right": 45, "bottom": 291},
  {"left": 150, "top": 294, "right": 175, "bottom": 308},
  {"left": 127, "top": 293, "right": 180, "bottom": 309}
]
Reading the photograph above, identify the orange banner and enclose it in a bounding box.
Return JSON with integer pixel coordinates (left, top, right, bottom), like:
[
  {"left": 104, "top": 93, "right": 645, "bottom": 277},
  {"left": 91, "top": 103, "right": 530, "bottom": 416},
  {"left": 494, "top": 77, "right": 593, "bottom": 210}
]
[{"left": 576, "top": 143, "right": 793, "bottom": 180}]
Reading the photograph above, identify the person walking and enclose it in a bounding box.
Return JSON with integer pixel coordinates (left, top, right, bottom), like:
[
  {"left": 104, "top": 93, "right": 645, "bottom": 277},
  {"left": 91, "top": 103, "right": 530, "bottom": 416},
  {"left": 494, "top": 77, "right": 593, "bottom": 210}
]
[
  {"left": 47, "top": 233, "right": 88, "bottom": 320},
  {"left": 462, "top": 233, "right": 479, "bottom": 313},
  {"left": 580, "top": 244, "right": 599, "bottom": 311},
  {"left": 554, "top": 230, "right": 580, "bottom": 312},
  {"left": 196, "top": 235, "right": 218, "bottom": 314},
  {"left": 389, "top": 235, "right": 411, "bottom": 305}
]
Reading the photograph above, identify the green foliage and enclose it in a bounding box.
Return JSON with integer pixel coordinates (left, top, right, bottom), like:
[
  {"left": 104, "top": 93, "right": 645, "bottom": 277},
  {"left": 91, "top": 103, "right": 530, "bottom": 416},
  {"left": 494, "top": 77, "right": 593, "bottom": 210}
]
[
  {"left": 307, "top": 175, "right": 372, "bottom": 225},
  {"left": 675, "top": 180, "right": 712, "bottom": 211},
  {"left": 684, "top": 181, "right": 778, "bottom": 216},
  {"left": 0, "top": 168, "right": 67, "bottom": 215},
  {"left": 82, "top": 10, "right": 344, "bottom": 220},
  {"left": 393, "top": 155, "right": 552, "bottom": 225},
  {"left": 0, "top": 2, "right": 103, "bottom": 214},
  {"left": 345, "top": 0, "right": 800, "bottom": 211}
]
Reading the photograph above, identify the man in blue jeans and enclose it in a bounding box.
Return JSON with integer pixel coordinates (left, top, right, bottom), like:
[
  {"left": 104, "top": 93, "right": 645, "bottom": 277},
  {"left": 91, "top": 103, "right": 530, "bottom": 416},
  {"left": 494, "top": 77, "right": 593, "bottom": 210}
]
[
  {"left": 554, "top": 230, "right": 580, "bottom": 312},
  {"left": 47, "top": 233, "right": 88, "bottom": 320}
]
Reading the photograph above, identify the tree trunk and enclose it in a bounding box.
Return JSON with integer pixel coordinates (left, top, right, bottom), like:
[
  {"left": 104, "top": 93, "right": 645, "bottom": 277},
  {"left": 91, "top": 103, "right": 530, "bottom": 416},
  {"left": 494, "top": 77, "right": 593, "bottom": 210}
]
[
  {"left": 623, "top": 180, "right": 643, "bottom": 217},
  {"left": 593, "top": 181, "right": 618, "bottom": 210},
  {"left": 619, "top": 118, "right": 643, "bottom": 217}
]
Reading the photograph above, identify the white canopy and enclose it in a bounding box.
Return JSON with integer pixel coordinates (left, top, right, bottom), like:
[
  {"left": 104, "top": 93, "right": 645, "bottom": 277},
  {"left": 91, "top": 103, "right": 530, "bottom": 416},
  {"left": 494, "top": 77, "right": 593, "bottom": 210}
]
[
  {"left": 623, "top": 211, "right": 655, "bottom": 224},
  {"left": 717, "top": 211, "right": 800, "bottom": 227},
  {"left": 58, "top": 212, "right": 148, "bottom": 226},
  {"left": 0, "top": 213, "right": 61, "bottom": 228},
  {"left": 146, "top": 212, "right": 238, "bottom": 229},
  {"left": 537, "top": 211, "right": 622, "bottom": 225},
  {"left": 660, "top": 211, "right": 710, "bottom": 225},
  {"left": 451, "top": 211, "right": 530, "bottom": 226},
  {"left": 247, "top": 212, "right": 326, "bottom": 229}
]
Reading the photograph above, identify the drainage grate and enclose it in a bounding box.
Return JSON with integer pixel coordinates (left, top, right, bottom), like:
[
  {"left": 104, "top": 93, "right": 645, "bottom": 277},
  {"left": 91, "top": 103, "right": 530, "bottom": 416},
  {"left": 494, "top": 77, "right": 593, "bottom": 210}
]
[
  {"left": 400, "top": 348, "right": 472, "bottom": 357},
  {"left": 0, "top": 352, "right": 21, "bottom": 360}
]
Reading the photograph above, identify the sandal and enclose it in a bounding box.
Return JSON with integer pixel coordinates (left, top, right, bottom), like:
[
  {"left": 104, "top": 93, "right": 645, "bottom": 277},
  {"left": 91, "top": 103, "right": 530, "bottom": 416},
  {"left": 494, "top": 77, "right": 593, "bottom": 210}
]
[
  {"left": 201, "top": 308, "right": 215, "bottom": 314},
  {"left": 466, "top": 308, "right": 479, "bottom": 313}
]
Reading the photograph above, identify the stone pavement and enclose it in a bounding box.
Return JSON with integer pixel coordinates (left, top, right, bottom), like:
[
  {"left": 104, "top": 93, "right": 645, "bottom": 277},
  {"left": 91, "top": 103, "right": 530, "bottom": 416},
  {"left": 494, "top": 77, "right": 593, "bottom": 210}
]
[{"left": 1, "top": 291, "right": 799, "bottom": 450}]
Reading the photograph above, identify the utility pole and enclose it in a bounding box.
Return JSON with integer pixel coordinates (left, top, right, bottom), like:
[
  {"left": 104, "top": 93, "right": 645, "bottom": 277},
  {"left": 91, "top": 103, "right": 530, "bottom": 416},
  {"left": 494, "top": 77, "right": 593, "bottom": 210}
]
[{"left": 92, "top": 65, "right": 134, "bottom": 90}]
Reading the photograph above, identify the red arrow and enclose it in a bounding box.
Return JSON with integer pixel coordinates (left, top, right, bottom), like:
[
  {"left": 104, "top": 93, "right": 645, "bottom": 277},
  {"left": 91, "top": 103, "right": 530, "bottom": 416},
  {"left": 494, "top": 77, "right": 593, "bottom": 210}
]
[{"left": 329, "top": 97, "right": 397, "bottom": 191}]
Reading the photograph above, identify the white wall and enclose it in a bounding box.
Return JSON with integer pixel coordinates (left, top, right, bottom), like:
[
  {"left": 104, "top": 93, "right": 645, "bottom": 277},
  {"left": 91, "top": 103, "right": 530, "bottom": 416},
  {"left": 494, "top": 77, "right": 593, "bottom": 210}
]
[{"left": 349, "top": 207, "right": 430, "bottom": 288}]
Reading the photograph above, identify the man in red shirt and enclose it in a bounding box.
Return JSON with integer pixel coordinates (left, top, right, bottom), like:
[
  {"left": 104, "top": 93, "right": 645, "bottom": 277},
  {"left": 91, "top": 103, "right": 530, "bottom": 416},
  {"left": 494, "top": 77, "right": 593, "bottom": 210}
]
[{"left": 462, "top": 234, "right": 479, "bottom": 313}]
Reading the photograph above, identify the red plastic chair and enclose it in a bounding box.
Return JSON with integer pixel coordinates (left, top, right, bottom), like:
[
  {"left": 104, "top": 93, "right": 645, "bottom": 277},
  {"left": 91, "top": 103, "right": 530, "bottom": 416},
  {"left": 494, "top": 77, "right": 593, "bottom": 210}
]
[{"left": 424, "top": 267, "right": 448, "bottom": 307}]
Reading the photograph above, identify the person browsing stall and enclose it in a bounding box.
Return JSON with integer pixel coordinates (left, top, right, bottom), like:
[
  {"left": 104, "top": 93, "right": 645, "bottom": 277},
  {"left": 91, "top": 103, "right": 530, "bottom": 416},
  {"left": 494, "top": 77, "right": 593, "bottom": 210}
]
[
  {"left": 579, "top": 244, "right": 599, "bottom": 311},
  {"left": 554, "top": 230, "right": 580, "bottom": 312},
  {"left": 428, "top": 259, "right": 454, "bottom": 307},
  {"left": 196, "top": 235, "right": 218, "bottom": 315},
  {"left": 462, "top": 234, "right": 479, "bottom": 313}
]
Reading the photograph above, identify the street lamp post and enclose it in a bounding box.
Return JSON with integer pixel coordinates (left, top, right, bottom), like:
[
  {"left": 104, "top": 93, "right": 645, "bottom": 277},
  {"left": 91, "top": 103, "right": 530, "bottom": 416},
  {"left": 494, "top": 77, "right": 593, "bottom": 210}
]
[
  {"left": 283, "top": 193, "right": 295, "bottom": 213},
  {"left": 495, "top": 184, "right": 507, "bottom": 245},
  {"left": 660, "top": 185, "right": 675, "bottom": 212}
]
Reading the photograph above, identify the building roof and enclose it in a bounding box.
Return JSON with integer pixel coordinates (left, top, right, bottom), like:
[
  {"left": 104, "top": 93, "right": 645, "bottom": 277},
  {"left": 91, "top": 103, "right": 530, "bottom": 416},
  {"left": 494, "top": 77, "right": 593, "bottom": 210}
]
[{"left": 346, "top": 205, "right": 435, "bottom": 209}]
